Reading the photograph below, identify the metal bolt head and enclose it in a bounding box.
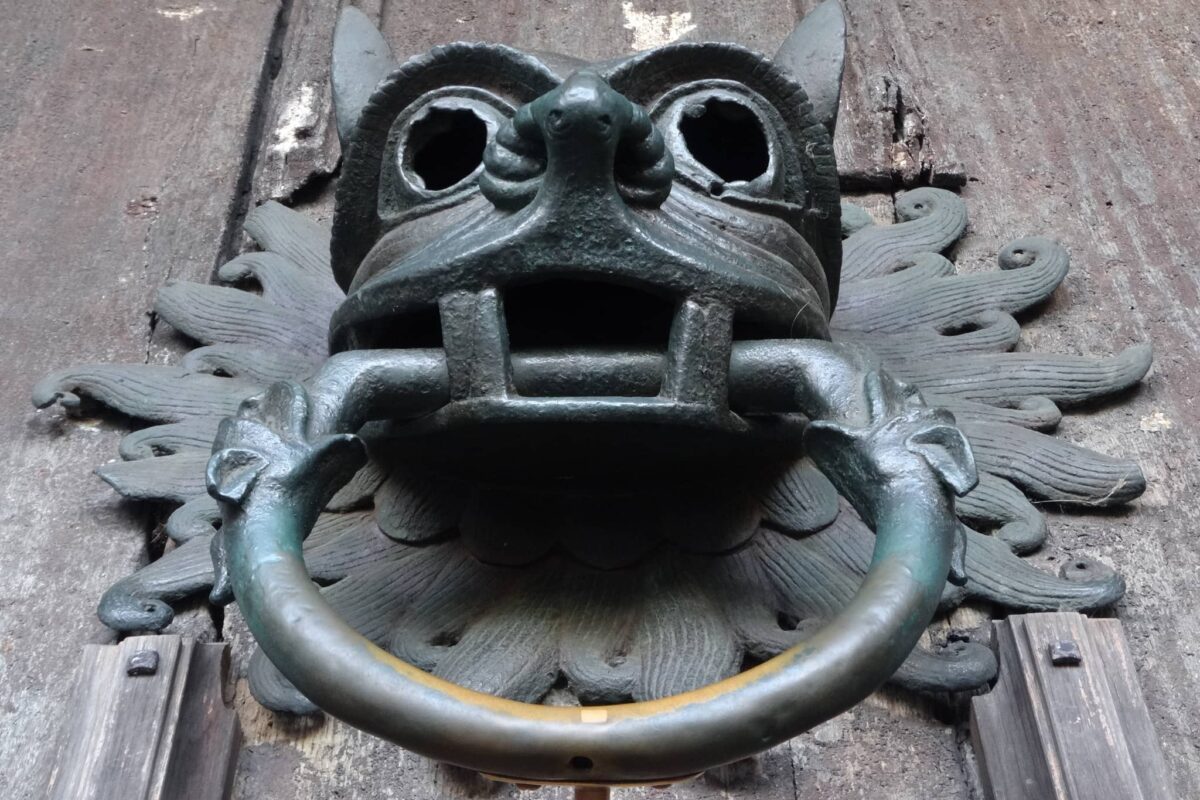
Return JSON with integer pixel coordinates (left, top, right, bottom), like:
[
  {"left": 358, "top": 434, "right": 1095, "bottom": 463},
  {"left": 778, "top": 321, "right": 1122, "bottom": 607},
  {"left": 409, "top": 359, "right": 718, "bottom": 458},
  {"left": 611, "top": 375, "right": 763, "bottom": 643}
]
[
  {"left": 1049, "top": 639, "right": 1082, "bottom": 666},
  {"left": 126, "top": 649, "right": 160, "bottom": 676}
]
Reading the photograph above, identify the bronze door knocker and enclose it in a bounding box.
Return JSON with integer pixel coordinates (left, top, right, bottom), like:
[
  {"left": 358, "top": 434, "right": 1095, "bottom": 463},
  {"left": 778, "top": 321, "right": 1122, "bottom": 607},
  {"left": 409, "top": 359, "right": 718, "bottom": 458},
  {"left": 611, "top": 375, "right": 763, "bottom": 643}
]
[{"left": 36, "top": 1, "right": 1150, "bottom": 788}]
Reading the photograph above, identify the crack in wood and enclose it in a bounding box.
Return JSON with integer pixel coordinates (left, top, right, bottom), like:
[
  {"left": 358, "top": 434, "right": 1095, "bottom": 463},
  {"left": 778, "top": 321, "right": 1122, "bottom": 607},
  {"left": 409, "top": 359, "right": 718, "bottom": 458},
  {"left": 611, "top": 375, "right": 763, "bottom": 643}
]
[
  {"left": 834, "top": 1, "right": 965, "bottom": 192},
  {"left": 218, "top": 0, "right": 300, "bottom": 266},
  {"left": 250, "top": 1, "right": 388, "bottom": 204}
]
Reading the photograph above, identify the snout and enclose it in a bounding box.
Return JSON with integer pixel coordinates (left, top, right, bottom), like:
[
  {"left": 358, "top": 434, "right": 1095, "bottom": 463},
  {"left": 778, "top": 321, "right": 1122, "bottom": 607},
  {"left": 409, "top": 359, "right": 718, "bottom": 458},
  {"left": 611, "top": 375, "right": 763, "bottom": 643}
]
[{"left": 477, "top": 70, "right": 675, "bottom": 211}]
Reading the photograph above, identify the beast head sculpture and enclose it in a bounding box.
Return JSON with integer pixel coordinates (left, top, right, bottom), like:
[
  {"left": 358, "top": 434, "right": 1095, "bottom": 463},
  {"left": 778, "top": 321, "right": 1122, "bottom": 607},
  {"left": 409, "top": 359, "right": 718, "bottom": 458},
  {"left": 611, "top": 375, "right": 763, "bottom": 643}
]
[{"left": 34, "top": 1, "right": 1152, "bottom": 789}]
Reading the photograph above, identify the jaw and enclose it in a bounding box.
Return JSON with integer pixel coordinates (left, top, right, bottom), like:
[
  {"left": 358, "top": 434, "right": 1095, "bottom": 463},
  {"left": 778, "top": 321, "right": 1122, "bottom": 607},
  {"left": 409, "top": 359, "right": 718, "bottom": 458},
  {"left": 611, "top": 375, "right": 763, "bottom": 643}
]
[
  {"left": 328, "top": 192, "right": 830, "bottom": 481},
  {"left": 335, "top": 281, "right": 814, "bottom": 482},
  {"left": 372, "top": 345, "right": 810, "bottom": 484},
  {"left": 382, "top": 400, "right": 811, "bottom": 486}
]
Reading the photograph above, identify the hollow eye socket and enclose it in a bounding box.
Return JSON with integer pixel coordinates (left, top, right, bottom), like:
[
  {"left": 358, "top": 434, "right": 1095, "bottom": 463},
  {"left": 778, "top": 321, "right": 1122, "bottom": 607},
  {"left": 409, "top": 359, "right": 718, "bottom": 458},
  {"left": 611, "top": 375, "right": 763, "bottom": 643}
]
[
  {"left": 401, "top": 106, "right": 489, "bottom": 192},
  {"left": 679, "top": 98, "right": 769, "bottom": 183},
  {"left": 652, "top": 85, "right": 783, "bottom": 199}
]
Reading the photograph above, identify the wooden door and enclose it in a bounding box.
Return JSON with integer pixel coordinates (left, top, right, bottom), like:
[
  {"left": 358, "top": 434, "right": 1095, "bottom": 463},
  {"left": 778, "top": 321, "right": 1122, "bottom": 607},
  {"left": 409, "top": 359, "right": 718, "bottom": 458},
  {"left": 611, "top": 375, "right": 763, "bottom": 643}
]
[{"left": 2, "top": 2, "right": 1197, "bottom": 798}]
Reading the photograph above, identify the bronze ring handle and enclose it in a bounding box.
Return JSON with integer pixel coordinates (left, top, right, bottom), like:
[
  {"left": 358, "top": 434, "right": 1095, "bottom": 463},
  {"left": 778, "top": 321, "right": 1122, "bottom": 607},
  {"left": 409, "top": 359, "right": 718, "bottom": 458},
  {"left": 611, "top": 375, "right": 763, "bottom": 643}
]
[{"left": 208, "top": 351, "right": 975, "bottom": 785}]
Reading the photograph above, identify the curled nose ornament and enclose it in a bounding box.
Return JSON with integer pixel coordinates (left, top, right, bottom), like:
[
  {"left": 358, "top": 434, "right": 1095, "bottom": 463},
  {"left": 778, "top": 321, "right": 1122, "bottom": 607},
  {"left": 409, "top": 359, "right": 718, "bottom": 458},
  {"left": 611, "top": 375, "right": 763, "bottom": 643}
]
[{"left": 480, "top": 70, "right": 675, "bottom": 210}]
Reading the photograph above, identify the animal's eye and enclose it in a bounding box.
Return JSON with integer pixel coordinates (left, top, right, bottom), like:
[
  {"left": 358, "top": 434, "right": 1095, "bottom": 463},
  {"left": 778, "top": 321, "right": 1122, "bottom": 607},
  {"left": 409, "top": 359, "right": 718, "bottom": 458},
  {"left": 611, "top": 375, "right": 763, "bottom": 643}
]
[
  {"left": 402, "top": 106, "right": 489, "bottom": 192},
  {"left": 379, "top": 91, "right": 512, "bottom": 213},
  {"left": 403, "top": 106, "right": 487, "bottom": 190},
  {"left": 651, "top": 84, "right": 784, "bottom": 200},
  {"left": 678, "top": 98, "right": 769, "bottom": 184}
]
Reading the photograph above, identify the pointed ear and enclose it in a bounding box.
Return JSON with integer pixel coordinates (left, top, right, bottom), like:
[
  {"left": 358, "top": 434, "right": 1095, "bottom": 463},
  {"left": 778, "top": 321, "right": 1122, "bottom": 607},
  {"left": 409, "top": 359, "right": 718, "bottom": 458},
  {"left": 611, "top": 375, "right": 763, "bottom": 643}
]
[
  {"left": 906, "top": 424, "right": 978, "bottom": 497},
  {"left": 206, "top": 447, "right": 267, "bottom": 506},
  {"left": 332, "top": 7, "right": 397, "bottom": 146},
  {"left": 773, "top": 0, "right": 846, "bottom": 135}
]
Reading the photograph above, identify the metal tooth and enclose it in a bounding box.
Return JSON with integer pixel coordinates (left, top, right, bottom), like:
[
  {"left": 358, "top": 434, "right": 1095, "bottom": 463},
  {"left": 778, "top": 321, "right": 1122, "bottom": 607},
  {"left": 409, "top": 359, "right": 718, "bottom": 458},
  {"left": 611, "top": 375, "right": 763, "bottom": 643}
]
[
  {"left": 662, "top": 299, "right": 733, "bottom": 407},
  {"left": 438, "top": 288, "right": 513, "bottom": 400}
]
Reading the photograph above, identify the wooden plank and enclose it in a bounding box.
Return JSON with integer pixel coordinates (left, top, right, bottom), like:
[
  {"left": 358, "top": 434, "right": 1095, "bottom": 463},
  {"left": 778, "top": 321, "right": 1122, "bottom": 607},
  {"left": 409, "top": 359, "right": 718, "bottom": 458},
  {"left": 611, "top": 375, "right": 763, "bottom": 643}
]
[
  {"left": 971, "top": 613, "right": 1176, "bottom": 799},
  {"left": 375, "top": 0, "right": 794, "bottom": 63},
  {"left": 824, "top": 0, "right": 901, "bottom": 189},
  {"left": 792, "top": 0, "right": 968, "bottom": 189},
  {"left": 48, "top": 636, "right": 240, "bottom": 800},
  {"left": 160, "top": 640, "right": 243, "bottom": 799},
  {"left": 0, "top": 2, "right": 282, "bottom": 796},
  {"left": 251, "top": 0, "right": 384, "bottom": 202}
]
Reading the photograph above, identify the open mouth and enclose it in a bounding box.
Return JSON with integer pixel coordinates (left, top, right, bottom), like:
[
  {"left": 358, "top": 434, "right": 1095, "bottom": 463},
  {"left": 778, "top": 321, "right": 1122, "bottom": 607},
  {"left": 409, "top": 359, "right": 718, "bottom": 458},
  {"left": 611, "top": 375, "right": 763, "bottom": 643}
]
[
  {"left": 363, "top": 279, "right": 678, "bottom": 397},
  {"left": 335, "top": 272, "right": 818, "bottom": 481},
  {"left": 503, "top": 280, "right": 676, "bottom": 395},
  {"left": 348, "top": 275, "right": 739, "bottom": 412}
]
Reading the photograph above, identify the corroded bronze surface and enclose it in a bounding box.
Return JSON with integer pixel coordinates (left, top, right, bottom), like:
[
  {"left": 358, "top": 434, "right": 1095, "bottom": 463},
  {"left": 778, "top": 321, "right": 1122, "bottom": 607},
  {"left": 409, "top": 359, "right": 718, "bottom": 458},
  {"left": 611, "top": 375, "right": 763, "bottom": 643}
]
[{"left": 34, "top": 0, "right": 1151, "bottom": 786}]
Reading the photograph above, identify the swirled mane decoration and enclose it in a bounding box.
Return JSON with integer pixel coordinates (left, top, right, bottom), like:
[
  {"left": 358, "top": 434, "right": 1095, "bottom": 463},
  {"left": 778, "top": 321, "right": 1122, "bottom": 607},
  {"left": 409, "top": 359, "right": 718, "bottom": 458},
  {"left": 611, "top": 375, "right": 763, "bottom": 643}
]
[{"left": 34, "top": 2, "right": 1150, "bottom": 786}]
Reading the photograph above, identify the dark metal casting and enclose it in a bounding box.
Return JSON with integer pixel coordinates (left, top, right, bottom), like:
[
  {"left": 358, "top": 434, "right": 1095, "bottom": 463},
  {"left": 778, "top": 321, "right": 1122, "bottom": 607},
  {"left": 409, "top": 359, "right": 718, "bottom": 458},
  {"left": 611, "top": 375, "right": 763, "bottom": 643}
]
[
  {"left": 1049, "top": 640, "right": 1084, "bottom": 667},
  {"left": 125, "top": 650, "right": 160, "bottom": 677},
  {"left": 34, "top": 0, "right": 1152, "bottom": 788}
]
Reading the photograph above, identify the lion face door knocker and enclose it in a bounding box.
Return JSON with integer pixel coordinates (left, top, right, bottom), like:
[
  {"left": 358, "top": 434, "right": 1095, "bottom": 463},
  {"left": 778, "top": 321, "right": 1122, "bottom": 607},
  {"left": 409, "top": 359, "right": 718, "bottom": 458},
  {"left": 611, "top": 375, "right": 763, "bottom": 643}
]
[{"left": 36, "top": 0, "right": 1151, "bottom": 789}]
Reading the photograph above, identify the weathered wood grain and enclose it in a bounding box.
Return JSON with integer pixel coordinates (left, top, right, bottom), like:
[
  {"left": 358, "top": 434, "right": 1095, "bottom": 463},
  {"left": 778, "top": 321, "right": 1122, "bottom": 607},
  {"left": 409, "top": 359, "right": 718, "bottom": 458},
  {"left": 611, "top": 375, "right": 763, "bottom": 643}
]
[
  {"left": 376, "top": 0, "right": 794, "bottom": 63},
  {"left": 48, "top": 636, "right": 240, "bottom": 800},
  {"left": 828, "top": 0, "right": 967, "bottom": 189},
  {"left": 251, "top": 0, "right": 384, "bottom": 202},
  {"left": 159, "top": 638, "right": 242, "bottom": 799},
  {"left": 863, "top": 2, "right": 1200, "bottom": 795},
  {"left": 0, "top": 2, "right": 281, "bottom": 797},
  {"left": 971, "top": 613, "right": 1175, "bottom": 799}
]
